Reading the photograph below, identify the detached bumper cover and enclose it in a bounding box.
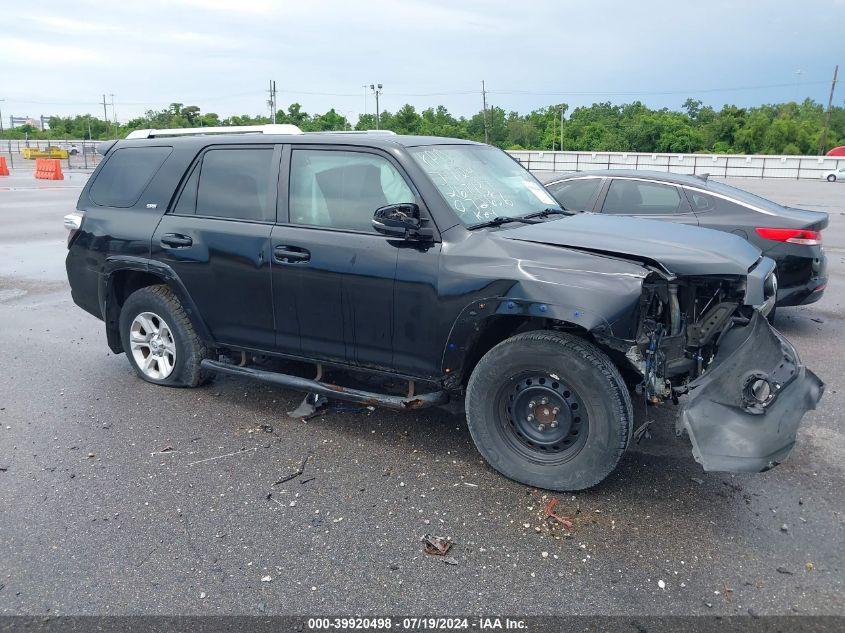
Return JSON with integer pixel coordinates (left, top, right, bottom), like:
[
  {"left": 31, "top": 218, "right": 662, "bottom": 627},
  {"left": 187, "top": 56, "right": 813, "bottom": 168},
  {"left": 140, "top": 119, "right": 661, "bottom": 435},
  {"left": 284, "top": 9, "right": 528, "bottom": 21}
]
[{"left": 678, "top": 312, "right": 824, "bottom": 472}]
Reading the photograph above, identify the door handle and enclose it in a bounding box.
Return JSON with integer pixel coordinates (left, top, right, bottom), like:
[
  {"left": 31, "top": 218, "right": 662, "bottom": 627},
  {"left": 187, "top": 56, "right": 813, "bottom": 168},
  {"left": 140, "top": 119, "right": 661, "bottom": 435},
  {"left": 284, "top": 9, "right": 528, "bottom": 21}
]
[
  {"left": 161, "top": 233, "right": 193, "bottom": 248},
  {"left": 274, "top": 245, "right": 310, "bottom": 263}
]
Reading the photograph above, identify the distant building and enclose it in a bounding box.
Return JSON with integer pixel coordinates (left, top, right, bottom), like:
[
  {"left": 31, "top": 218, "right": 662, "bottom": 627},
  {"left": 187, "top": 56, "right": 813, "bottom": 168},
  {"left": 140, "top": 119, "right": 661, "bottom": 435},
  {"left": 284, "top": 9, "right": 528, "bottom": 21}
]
[{"left": 9, "top": 116, "right": 49, "bottom": 130}]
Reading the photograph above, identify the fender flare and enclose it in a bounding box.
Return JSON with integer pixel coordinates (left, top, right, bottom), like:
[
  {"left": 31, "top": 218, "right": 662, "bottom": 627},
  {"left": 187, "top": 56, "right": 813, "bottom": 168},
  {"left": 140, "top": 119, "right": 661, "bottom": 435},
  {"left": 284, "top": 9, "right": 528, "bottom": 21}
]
[
  {"left": 440, "top": 296, "right": 612, "bottom": 386},
  {"left": 99, "top": 257, "right": 215, "bottom": 353}
]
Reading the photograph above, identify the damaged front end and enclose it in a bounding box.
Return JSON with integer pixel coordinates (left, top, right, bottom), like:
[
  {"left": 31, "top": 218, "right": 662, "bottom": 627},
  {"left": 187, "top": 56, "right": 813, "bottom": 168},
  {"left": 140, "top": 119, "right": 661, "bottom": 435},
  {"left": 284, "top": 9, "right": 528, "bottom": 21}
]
[
  {"left": 618, "top": 261, "right": 823, "bottom": 472},
  {"left": 679, "top": 312, "right": 823, "bottom": 471}
]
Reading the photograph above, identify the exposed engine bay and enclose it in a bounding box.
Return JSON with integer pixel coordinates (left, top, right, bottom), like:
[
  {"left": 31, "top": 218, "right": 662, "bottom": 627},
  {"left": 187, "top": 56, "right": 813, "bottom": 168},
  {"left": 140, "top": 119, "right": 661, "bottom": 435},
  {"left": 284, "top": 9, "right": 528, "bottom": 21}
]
[
  {"left": 619, "top": 268, "right": 822, "bottom": 472},
  {"left": 627, "top": 273, "right": 768, "bottom": 403}
]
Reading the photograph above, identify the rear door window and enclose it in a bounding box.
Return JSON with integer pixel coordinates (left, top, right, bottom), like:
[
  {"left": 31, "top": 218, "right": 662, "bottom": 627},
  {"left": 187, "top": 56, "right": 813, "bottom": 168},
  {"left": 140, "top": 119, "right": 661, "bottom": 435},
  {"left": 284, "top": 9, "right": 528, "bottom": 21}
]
[
  {"left": 90, "top": 146, "right": 172, "bottom": 207},
  {"left": 195, "top": 148, "right": 275, "bottom": 221},
  {"left": 602, "top": 179, "right": 682, "bottom": 215},
  {"left": 545, "top": 178, "right": 601, "bottom": 211}
]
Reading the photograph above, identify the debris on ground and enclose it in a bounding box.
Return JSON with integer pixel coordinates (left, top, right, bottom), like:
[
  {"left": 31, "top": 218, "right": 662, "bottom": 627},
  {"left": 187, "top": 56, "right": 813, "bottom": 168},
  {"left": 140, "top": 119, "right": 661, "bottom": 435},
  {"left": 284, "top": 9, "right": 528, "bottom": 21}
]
[
  {"left": 544, "top": 498, "right": 574, "bottom": 529},
  {"left": 442, "top": 557, "right": 458, "bottom": 566},
  {"left": 0, "top": 467, "right": 7, "bottom": 472},
  {"left": 658, "top": 580, "right": 666, "bottom": 589},
  {"left": 261, "top": 424, "right": 273, "bottom": 433},
  {"left": 261, "top": 575, "right": 272, "bottom": 582},
  {"left": 160, "top": 446, "right": 174, "bottom": 453},
  {"left": 421, "top": 534, "right": 452, "bottom": 556},
  {"left": 776, "top": 566, "right": 793, "bottom": 575},
  {"left": 780, "top": 523, "right": 789, "bottom": 532},
  {"left": 187, "top": 447, "right": 258, "bottom": 466},
  {"left": 287, "top": 393, "right": 328, "bottom": 419},
  {"left": 273, "top": 455, "right": 308, "bottom": 486},
  {"left": 805, "top": 562, "right": 814, "bottom": 571},
  {"left": 690, "top": 477, "right": 704, "bottom": 485},
  {"left": 633, "top": 420, "right": 653, "bottom": 443},
  {"left": 266, "top": 493, "right": 285, "bottom": 508}
]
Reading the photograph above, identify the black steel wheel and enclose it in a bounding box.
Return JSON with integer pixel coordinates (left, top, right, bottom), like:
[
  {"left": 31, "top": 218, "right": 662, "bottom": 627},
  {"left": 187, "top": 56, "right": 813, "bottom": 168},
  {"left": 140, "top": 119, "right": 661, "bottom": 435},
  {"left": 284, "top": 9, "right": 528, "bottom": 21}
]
[
  {"left": 501, "top": 373, "right": 589, "bottom": 460},
  {"left": 466, "top": 330, "right": 633, "bottom": 491}
]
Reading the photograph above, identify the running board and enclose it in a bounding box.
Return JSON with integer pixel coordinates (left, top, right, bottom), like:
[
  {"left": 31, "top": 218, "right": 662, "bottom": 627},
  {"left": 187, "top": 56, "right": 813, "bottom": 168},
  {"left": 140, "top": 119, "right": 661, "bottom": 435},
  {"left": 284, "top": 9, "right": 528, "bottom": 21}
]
[{"left": 201, "top": 360, "right": 450, "bottom": 410}]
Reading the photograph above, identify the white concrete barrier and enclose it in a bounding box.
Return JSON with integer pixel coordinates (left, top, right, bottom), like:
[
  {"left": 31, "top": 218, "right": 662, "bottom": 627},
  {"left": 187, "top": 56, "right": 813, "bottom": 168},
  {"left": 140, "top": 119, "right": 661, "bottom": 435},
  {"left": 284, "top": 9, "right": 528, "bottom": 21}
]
[{"left": 508, "top": 150, "right": 845, "bottom": 180}]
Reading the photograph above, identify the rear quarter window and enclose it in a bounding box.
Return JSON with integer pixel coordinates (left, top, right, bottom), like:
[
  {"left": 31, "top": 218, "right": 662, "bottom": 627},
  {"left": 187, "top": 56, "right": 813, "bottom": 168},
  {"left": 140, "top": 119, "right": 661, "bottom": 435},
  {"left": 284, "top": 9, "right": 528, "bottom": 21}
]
[{"left": 89, "top": 146, "right": 172, "bottom": 208}]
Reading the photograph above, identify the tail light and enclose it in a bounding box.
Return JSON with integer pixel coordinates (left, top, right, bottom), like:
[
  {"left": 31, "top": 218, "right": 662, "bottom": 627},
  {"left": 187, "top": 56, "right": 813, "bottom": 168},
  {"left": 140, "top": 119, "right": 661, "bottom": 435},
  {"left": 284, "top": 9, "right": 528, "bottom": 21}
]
[
  {"left": 755, "top": 227, "right": 822, "bottom": 246},
  {"left": 63, "top": 210, "right": 85, "bottom": 247}
]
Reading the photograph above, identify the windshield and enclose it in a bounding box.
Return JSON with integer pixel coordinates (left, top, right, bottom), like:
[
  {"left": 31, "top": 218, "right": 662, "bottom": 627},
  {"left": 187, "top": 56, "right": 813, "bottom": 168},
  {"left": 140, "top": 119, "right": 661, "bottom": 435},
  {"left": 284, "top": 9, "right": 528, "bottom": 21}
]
[
  {"left": 409, "top": 145, "right": 562, "bottom": 226},
  {"left": 705, "top": 180, "right": 783, "bottom": 210}
]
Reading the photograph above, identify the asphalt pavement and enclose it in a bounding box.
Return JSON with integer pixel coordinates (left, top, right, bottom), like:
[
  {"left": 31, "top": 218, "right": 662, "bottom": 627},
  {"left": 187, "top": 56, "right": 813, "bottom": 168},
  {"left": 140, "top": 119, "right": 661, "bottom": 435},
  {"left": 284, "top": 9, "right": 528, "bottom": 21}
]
[{"left": 0, "top": 169, "right": 843, "bottom": 616}]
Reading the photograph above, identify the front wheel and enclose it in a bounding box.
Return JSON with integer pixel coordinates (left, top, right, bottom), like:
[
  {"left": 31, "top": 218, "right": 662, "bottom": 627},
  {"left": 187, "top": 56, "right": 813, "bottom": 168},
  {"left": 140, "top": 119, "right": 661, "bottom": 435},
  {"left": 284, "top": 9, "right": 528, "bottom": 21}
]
[
  {"left": 827, "top": 175, "right": 837, "bottom": 182},
  {"left": 465, "top": 330, "right": 633, "bottom": 491},
  {"left": 119, "top": 285, "right": 211, "bottom": 387}
]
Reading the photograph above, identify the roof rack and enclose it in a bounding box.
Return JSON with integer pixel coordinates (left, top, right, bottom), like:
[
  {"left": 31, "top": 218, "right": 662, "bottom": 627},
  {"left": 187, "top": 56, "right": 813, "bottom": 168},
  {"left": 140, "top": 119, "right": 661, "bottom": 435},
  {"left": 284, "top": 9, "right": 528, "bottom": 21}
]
[
  {"left": 126, "top": 124, "right": 304, "bottom": 139},
  {"left": 306, "top": 130, "right": 397, "bottom": 135}
]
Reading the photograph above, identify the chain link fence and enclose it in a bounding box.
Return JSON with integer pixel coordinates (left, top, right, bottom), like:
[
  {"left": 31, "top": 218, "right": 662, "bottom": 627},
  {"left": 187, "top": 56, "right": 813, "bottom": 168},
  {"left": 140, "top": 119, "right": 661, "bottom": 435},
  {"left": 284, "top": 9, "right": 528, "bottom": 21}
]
[{"left": 2, "top": 138, "right": 103, "bottom": 171}]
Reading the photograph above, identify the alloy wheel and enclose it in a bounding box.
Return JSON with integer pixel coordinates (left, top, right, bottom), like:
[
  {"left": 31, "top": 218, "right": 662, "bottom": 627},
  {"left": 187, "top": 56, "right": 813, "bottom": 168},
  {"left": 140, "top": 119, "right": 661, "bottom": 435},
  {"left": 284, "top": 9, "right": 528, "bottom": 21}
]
[{"left": 129, "top": 311, "right": 177, "bottom": 380}]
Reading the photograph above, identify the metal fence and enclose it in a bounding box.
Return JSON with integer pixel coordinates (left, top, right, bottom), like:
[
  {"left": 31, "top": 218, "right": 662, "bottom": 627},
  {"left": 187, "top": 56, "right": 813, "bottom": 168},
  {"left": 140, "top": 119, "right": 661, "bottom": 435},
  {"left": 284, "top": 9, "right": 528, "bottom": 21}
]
[
  {"left": 508, "top": 150, "right": 845, "bottom": 180},
  {"left": 3, "top": 139, "right": 102, "bottom": 170}
]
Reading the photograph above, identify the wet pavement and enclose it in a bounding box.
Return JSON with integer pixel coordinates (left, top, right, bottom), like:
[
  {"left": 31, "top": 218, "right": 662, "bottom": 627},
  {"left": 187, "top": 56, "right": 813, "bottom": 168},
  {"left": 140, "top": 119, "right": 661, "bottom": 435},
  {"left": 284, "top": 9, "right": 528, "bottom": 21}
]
[{"left": 0, "top": 170, "right": 843, "bottom": 615}]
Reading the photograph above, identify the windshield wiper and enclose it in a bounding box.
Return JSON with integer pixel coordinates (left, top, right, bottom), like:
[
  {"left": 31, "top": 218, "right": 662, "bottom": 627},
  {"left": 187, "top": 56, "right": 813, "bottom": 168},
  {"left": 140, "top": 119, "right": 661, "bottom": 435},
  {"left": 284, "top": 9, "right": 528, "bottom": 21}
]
[
  {"left": 468, "top": 216, "right": 542, "bottom": 230},
  {"left": 523, "top": 207, "right": 572, "bottom": 219}
]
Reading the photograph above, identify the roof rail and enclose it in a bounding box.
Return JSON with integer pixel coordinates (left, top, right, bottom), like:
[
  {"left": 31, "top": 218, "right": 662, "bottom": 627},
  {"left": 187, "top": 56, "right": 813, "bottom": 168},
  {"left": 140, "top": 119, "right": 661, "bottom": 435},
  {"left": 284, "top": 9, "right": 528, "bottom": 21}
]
[
  {"left": 306, "top": 130, "right": 397, "bottom": 135},
  {"left": 126, "top": 124, "right": 304, "bottom": 139}
]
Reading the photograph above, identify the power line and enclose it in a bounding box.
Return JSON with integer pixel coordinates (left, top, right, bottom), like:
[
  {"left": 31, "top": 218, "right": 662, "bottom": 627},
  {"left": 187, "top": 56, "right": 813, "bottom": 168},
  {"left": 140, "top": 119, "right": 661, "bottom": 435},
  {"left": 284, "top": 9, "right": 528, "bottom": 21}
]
[{"left": 2, "top": 79, "right": 835, "bottom": 110}]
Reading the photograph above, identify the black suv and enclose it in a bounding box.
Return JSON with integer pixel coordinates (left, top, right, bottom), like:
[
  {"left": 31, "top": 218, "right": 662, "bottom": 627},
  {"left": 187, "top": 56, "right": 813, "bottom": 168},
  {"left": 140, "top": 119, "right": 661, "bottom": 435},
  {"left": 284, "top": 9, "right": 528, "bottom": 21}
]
[{"left": 65, "top": 127, "right": 823, "bottom": 491}]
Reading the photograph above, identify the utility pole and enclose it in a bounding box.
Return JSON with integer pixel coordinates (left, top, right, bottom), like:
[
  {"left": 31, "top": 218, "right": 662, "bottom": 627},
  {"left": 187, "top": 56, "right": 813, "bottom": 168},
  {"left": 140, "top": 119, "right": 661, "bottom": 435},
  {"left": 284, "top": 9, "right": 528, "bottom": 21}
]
[
  {"left": 819, "top": 65, "right": 839, "bottom": 155},
  {"left": 362, "top": 84, "right": 368, "bottom": 117},
  {"left": 110, "top": 94, "right": 117, "bottom": 139},
  {"left": 101, "top": 94, "right": 109, "bottom": 122},
  {"left": 551, "top": 111, "right": 555, "bottom": 151},
  {"left": 0, "top": 99, "right": 5, "bottom": 136},
  {"left": 560, "top": 107, "right": 564, "bottom": 152},
  {"left": 370, "top": 84, "right": 382, "bottom": 129},
  {"left": 267, "top": 80, "right": 277, "bottom": 122},
  {"left": 481, "top": 80, "right": 488, "bottom": 144}
]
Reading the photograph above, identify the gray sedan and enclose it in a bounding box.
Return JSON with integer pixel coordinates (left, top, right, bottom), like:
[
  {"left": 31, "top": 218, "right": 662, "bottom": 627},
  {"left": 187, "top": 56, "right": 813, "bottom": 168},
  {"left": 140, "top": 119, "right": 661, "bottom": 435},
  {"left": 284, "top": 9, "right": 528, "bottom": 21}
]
[{"left": 540, "top": 170, "right": 828, "bottom": 309}]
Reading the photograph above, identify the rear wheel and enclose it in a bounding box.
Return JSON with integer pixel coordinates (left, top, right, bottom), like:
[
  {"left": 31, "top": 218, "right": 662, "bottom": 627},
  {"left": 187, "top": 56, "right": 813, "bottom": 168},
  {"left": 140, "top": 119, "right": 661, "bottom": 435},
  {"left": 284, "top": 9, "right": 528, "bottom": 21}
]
[
  {"left": 827, "top": 174, "right": 837, "bottom": 182},
  {"left": 465, "top": 330, "right": 632, "bottom": 491},
  {"left": 119, "top": 285, "right": 211, "bottom": 387}
]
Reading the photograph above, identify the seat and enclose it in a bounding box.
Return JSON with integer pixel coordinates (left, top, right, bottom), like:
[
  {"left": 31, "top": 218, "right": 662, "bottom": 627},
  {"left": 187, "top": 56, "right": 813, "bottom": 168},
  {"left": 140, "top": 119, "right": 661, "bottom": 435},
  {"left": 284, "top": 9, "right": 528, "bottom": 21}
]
[{"left": 316, "top": 164, "right": 388, "bottom": 232}]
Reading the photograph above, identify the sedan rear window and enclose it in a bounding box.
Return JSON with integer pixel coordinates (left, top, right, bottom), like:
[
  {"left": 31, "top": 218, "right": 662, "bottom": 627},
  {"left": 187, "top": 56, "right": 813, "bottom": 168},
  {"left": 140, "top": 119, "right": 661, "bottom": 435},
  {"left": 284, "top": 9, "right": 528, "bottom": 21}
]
[{"left": 89, "top": 146, "right": 172, "bottom": 208}]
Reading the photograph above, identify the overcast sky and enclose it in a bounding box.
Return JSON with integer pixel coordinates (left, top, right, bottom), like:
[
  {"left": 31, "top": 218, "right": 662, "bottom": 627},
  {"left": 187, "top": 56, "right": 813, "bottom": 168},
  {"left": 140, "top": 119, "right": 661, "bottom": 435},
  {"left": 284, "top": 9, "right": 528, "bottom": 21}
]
[{"left": 2, "top": 0, "right": 844, "bottom": 123}]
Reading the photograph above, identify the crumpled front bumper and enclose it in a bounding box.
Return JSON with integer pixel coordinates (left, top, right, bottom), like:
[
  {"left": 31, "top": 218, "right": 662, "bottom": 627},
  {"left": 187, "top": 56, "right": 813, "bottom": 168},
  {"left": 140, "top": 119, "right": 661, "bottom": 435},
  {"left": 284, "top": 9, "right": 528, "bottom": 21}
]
[{"left": 678, "top": 311, "right": 824, "bottom": 472}]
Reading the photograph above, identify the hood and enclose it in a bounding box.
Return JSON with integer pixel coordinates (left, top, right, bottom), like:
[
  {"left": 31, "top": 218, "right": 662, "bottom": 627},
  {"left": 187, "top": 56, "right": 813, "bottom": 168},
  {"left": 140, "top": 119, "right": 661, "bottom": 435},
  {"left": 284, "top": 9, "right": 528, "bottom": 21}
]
[{"left": 501, "top": 213, "right": 761, "bottom": 276}]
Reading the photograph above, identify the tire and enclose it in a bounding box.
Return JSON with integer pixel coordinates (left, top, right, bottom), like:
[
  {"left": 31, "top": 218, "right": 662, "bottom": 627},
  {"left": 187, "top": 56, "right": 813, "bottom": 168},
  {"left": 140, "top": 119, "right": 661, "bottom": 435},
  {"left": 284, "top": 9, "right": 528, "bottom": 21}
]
[
  {"left": 119, "top": 285, "right": 211, "bottom": 387},
  {"left": 465, "top": 330, "right": 633, "bottom": 491},
  {"left": 827, "top": 175, "right": 836, "bottom": 182},
  {"left": 766, "top": 304, "right": 777, "bottom": 325}
]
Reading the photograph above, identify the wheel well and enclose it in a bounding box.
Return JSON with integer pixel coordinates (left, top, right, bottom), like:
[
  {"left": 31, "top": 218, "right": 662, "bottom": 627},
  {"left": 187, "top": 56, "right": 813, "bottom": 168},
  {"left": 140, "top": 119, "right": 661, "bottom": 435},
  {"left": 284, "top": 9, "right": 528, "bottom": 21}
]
[
  {"left": 460, "top": 316, "right": 591, "bottom": 386},
  {"left": 111, "top": 270, "right": 165, "bottom": 308},
  {"left": 104, "top": 270, "right": 170, "bottom": 354}
]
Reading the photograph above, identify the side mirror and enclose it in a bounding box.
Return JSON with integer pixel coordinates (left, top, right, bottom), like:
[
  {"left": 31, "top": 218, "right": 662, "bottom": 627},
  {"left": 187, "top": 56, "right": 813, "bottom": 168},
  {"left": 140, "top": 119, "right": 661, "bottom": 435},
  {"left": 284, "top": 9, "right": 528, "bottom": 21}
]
[{"left": 372, "top": 203, "right": 431, "bottom": 240}]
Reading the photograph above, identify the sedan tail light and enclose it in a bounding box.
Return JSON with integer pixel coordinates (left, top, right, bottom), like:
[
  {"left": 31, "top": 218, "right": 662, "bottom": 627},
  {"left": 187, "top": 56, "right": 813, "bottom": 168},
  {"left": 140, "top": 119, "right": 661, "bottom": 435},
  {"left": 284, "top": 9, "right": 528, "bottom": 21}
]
[
  {"left": 63, "top": 210, "right": 85, "bottom": 247},
  {"left": 754, "top": 227, "right": 822, "bottom": 246}
]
